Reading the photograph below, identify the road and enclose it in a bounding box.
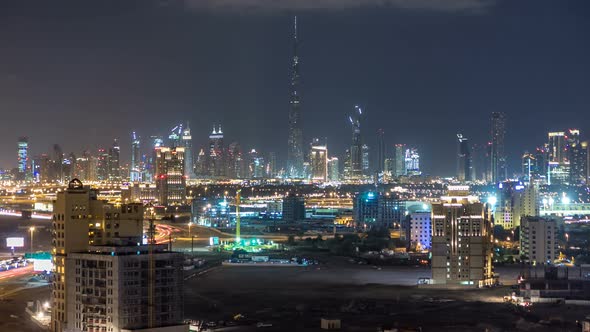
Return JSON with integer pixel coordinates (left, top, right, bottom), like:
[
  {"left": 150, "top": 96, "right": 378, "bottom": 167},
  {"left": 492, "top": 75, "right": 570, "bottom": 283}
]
[
  {"left": 0, "top": 263, "right": 49, "bottom": 332},
  {"left": 0, "top": 265, "right": 34, "bottom": 283}
]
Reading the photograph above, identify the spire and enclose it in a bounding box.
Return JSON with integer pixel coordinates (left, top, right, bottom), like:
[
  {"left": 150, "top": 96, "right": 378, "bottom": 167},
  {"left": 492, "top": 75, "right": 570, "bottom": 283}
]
[
  {"left": 294, "top": 16, "right": 298, "bottom": 41},
  {"left": 287, "top": 15, "right": 304, "bottom": 179}
]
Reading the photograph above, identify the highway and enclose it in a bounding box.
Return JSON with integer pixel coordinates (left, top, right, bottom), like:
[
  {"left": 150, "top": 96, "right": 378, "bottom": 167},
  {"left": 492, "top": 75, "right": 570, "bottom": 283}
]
[{"left": 0, "top": 265, "right": 34, "bottom": 283}]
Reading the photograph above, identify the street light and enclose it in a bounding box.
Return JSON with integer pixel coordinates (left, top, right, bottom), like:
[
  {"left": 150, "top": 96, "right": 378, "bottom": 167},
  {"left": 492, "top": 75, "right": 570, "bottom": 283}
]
[
  {"left": 29, "top": 226, "right": 36, "bottom": 253},
  {"left": 188, "top": 222, "right": 192, "bottom": 238}
]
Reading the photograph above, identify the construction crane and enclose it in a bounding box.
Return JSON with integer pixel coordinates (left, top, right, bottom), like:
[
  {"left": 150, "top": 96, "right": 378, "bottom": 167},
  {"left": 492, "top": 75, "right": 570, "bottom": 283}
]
[
  {"left": 147, "top": 205, "right": 156, "bottom": 328},
  {"left": 235, "top": 189, "right": 241, "bottom": 243}
]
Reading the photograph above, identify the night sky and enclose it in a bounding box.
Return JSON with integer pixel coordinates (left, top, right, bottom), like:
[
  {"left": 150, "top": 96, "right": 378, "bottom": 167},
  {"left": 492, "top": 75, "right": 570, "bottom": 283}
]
[{"left": 0, "top": 0, "right": 589, "bottom": 176}]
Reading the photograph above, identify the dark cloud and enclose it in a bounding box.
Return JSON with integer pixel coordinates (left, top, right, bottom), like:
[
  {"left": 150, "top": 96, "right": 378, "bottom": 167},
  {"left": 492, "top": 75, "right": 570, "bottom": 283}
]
[{"left": 182, "top": 0, "right": 495, "bottom": 13}]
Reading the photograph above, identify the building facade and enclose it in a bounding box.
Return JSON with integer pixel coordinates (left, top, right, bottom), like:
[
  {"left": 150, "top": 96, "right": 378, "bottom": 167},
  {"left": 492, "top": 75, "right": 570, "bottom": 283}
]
[
  {"left": 456, "top": 134, "right": 472, "bottom": 182},
  {"left": 431, "top": 186, "right": 494, "bottom": 287},
  {"left": 282, "top": 193, "right": 306, "bottom": 222},
  {"left": 354, "top": 192, "right": 405, "bottom": 229},
  {"left": 51, "top": 179, "right": 144, "bottom": 332},
  {"left": 155, "top": 147, "right": 186, "bottom": 206},
  {"left": 287, "top": 16, "right": 304, "bottom": 179},
  {"left": 490, "top": 112, "right": 507, "bottom": 183},
  {"left": 66, "top": 245, "right": 184, "bottom": 332},
  {"left": 409, "top": 212, "right": 432, "bottom": 251},
  {"left": 309, "top": 138, "right": 328, "bottom": 182},
  {"left": 17, "top": 136, "right": 29, "bottom": 181},
  {"left": 520, "top": 216, "right": 557, "bottom": 265}
]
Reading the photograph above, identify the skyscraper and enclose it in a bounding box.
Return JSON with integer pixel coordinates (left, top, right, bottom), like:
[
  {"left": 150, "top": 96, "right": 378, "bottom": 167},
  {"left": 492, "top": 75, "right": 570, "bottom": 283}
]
[
  {"left": 248, "top": 149, "right": 265, "bottom": 179},
  {"left": 108, "top": 138, "right": 120, "bottom": 181},
  {"left": 287, "top": 16, "right": 304, "bottom": 179},
  {"left": 490, "top": 112, "right": 507, "bottom": 183},
  {"left": 456, "top": 134, "right": 472, "bottom": 182},
  {"left": 155, "top": 146, "right": 186, "bottom": 206},
  {"left": 349, "top": 105, "right": 363, "bottom": 179},
  {"left": 226, "top": 142, "right": 242, "bottom": 179},
  {"left": 52, "top": 144, "right": 64, "bottom": 183},
  {"left": 521, "top": 151, "right": 538, "bottom": 182},
  {"left": 393, "top": 144, "right": 406, "bottom": 177},
  {"left": 96, "top": 148, "right": 109, "bottom": 181},
  {"left": 547, "top": 131, "right": 568, "bottom": 185},
  {"left": 405, "top": 147, "right": 420, "bottom": 176},
  {"left": 168, "top": 124, "right": 183, "bottom": 148},
  {"left": 267, "top": 152, "right": 277, "bottom": 178},
  {"left": 377, "top": 129, "right": 385, "bottom": 174},
  {"left": 362, "top": 144, "right": 370, "bottom": 176},
  {"left": 327, "top": 157, "right": 339, "bottom": 182},
  {"left": 130, "top": 131, "right": 141, "bottom": 182},
  {"left": 309, "top": 138, "right": 328, "bottom": 182},
  {"left": 208, "top": 125, "right": 225, "bottom": 178},
  {"left": 17, "top": 137, "right": 28, "bottom": 181},
  {"left": 182, "top": 122, "right": 195, "bottom": 179},
  {"left": 196, "top": 148, "right": 208, "bottom": 177},
  {"left": 144, "top": 135, "right": 164, "bottom": 183}
]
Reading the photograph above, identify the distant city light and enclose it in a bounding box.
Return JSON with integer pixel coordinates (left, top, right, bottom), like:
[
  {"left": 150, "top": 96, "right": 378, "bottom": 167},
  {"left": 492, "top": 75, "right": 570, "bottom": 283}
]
[{"left": 487, "top": 196, "right": 497, "bottom": 206}]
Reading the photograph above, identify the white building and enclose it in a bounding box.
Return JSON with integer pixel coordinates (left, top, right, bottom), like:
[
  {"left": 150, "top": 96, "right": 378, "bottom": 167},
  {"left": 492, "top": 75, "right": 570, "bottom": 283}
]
[
  {"left": 67, "top": 245, "right": 186, "bottom": 332},
  {"left": 409, "top": 212, "right": 431, "bottom": 251},
  {"left": 520, "top": 216, "right": 557, "bottom": 265}
]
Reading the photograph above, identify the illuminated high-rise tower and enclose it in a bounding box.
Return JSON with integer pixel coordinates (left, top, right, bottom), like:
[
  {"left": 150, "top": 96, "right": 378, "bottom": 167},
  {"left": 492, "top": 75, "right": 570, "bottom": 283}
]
[
  {"left": 108, "top": 139, "right": 120, "bottom": 181},
  {"left": 209, "top": 125, "right": 225, "bottom": 177},
  {"left": 182, "top": 122, "right": 195, "bottom": 179},
  {"left": 287, "top": 16, "right": 304, "bottom": 179},
  {"left": 17, "top": 137, "right": 29, "bottom": 181},
  {"left": 377, "top": 129, "right": 385, "bottom": 174},
  {"left": 309, "top": 138, "right": 328, "bottom": 182},
  {"left": 393, "top": 144, "right": 406, "bottom": 177},
  {"left": 349, "top": 105, "right": 363, "bottom": 178},
  {"left": 457, "top": 133, "right": 472, "bottom": 182},
  {"left": 490, "top": 112, "right": 506, "bottom": 183},
  {"left": 169, "top": 124, "right": 183, "bottom": 148},
  {"left": 130, "top": 132, "right": 141, "bottom": 182}
]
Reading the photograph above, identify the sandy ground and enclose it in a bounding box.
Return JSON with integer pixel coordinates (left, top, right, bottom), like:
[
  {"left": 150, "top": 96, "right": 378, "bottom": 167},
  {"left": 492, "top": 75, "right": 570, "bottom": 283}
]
[{"left": 184, "top": 265, "right": 583, "bottom": 331}]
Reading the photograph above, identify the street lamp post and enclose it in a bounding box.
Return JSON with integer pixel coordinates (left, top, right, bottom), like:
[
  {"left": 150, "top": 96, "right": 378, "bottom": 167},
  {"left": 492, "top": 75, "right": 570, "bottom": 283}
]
[
  {"left": 29, "top": 226, "right": 36, "bottom": 253},
  {"left": 191, "top": 235, "right": 195, "bottom": 257}
]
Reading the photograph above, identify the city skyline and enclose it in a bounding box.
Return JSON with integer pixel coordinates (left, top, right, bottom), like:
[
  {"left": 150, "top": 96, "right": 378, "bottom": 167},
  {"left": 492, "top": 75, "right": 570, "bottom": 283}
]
[{"left": 0, "top": 0, "right": 589, "bottom": 176}]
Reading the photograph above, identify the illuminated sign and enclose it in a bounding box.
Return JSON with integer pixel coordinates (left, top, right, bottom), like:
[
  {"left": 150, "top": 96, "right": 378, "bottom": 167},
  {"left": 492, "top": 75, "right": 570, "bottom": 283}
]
[
  {"left": 33, "top": 259, "right": 54, "bottom": 272},
  {"left": 209, "top": 237, "right": 220, "bottom": 246},
  {"left": 6, "top": 237, "right": 24, "bottom": 248}
]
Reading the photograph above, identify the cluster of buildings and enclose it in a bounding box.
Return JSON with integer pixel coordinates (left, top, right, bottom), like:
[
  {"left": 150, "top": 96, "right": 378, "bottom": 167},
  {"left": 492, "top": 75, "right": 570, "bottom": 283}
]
[
  {"left": 522, "top": 129, "right": 589, "bottom": 185},
  {"left": 51, "top": 179, "right": 185, "bottom": 332},
  {"left": 15, "top": 138, "right": 121, "bottom": 184}
]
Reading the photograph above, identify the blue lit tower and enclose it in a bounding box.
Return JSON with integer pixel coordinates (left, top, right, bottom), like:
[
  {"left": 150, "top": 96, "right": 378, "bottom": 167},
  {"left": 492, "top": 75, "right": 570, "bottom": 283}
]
[
  {"left": 17, "top": 137, "right": 29, "bottom": 181},
  {"left": 287, "top": 16, "right": 304, "bottom": 179},
  {"left": 130, "top": 132, "right": 141, "bottom": 182},
  {"left": 349, "top": 105, "right": 363, "bottom": 178}
]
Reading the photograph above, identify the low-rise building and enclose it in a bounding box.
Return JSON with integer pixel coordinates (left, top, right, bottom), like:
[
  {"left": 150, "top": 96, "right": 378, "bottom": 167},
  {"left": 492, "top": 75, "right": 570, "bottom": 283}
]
[
  {"left": 409, "top": 212, "right": 431, "bottom": 251},
  {"left": 520, "top": 216, "right": 557, "bottom": 265}
]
